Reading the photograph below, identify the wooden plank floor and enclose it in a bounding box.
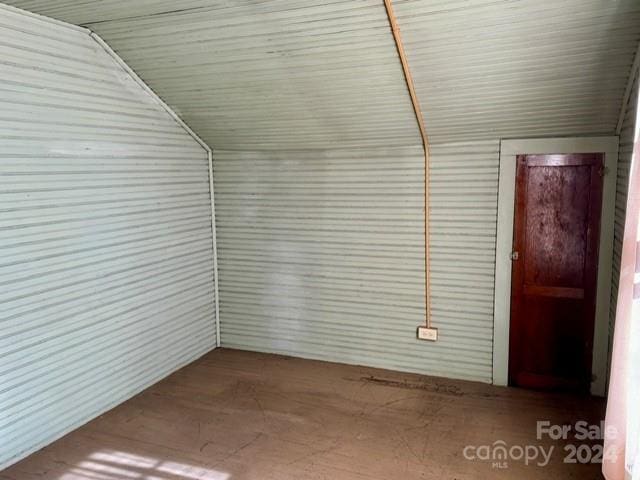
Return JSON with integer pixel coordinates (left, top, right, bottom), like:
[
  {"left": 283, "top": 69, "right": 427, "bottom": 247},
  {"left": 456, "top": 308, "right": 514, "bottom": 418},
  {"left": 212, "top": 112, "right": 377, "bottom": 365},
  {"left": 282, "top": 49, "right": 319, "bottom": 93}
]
[{"left": 2, "top": 349, "right": 605, "bottom": 480}]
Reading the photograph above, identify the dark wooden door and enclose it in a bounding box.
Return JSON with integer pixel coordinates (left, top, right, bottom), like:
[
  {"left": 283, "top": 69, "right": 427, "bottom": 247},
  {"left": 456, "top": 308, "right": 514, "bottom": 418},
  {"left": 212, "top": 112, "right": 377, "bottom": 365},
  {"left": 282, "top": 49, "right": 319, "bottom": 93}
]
[{"left": 509, "top": 153, "right": 604, "bottom": 392}]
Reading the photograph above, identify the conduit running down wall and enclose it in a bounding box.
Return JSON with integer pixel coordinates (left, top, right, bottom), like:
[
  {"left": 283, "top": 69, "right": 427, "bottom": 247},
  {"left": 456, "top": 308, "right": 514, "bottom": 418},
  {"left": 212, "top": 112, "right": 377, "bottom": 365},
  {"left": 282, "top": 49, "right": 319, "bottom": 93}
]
[
  {"left": 0, "top": 4, "right": 218, "bottom": 468},
  {"left": 383, "top": 0, "right": 432, "bottom": 333}
]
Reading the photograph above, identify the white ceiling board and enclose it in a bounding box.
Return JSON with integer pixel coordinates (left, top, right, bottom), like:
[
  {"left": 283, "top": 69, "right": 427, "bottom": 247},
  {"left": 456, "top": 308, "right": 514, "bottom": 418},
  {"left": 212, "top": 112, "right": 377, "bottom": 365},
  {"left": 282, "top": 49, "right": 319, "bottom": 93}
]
[
  {"left": 4, "top": 0, "right": 421, "bottom": 150},
  {"left": 4, "top": 0, "right": 640, "bottom": 147},
  {"left": 393, "top": 0, "right": 640, "bottom": 142}
]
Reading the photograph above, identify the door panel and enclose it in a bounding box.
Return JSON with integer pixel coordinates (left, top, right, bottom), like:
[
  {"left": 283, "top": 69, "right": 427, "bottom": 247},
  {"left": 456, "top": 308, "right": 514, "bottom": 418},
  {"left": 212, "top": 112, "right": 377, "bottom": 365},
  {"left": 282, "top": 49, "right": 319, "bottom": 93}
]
[{"left": 509, "top": 153, "right": 603, "bottom": 392}]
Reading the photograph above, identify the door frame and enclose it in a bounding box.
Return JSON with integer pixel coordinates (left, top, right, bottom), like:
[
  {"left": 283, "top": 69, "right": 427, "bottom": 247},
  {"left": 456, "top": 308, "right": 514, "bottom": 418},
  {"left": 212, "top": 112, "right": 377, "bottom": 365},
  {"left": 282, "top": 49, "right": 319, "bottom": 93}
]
[{"left": 493, "top": 137, "right": 619, "bottom": 396}]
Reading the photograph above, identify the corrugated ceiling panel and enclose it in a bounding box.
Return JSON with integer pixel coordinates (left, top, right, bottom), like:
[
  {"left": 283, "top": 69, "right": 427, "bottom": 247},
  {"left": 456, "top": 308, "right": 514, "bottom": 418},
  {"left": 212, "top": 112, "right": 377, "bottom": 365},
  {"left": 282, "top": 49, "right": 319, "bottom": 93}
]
[
  {"left": 0, "top": 0, "right": 225, "bottom": 24},
  {"left": 5, "top": 0, "right": 640, "bottom": 147},
  {"left": 393, "top": 0, "right": 640, "bottom": 143},
  {"left": 214, "top": 141, "right": 498, "bottom": 382},
  {"left": 0, "top": 5, "right": 217, "bottom": 468},
  {"left": 15, "top": 0, "right": 420, "bottom": 150}
]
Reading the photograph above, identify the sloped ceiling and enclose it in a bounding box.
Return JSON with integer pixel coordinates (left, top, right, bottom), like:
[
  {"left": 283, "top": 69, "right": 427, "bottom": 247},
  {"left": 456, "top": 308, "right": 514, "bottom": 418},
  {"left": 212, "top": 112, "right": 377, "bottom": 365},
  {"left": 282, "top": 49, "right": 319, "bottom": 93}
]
[
  {"left": 6, "top": 0, "right": 640, "bottom": 149},
  {"left": 394, "top": 0, "right": 640, "bottom": 143}
]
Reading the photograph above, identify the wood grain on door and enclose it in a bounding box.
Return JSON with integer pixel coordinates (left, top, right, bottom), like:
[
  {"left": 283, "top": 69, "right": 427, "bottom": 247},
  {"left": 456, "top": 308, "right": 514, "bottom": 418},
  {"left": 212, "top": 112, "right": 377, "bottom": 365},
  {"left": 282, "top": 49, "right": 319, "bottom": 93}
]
[{"left": 509, "top": 153, "right": 604, "bottom": 392}]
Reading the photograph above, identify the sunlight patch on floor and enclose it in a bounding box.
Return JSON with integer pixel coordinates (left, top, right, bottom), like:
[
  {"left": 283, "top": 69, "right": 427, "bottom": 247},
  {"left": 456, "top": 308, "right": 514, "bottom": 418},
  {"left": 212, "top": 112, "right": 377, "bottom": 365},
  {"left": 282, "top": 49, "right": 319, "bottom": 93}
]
[{"left": 58, "top": 450, "right": 230, "bottom": 480}]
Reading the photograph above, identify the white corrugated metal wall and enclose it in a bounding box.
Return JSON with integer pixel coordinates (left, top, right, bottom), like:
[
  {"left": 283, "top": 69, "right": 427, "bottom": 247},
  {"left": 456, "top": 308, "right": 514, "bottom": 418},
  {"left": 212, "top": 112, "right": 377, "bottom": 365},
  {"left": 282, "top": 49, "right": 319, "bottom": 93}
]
[
  {"left": 1, "top": 0, "right": 640, "bottom": 390},
  {"left": 215, "top": 142, "right": 498, "bottom": 381},
  {"left": 609, "top": 62, "right": 639, "bottom": 373},
  {"left": 0, "top": 5, "right": 217, "bottom": 469},
  {"left": 3, "top": 0, "right": 639, "bottom": 386}
]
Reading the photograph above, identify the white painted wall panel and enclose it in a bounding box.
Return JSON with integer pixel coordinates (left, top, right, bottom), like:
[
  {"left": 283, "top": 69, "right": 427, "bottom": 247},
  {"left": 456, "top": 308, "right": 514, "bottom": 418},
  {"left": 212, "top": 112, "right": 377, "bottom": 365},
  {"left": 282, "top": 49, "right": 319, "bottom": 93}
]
[
  {"left": 610, "top": 65, "right": 639, "bottom": 354},
  {"left": 4, "top": 0, "right": 639, "bottom": 394},
  {"left": 0, "top": 5, "right": 217, "bottom": 469},
  {"left": 215, "top": 141, "right": 498, "bottom": 382}
]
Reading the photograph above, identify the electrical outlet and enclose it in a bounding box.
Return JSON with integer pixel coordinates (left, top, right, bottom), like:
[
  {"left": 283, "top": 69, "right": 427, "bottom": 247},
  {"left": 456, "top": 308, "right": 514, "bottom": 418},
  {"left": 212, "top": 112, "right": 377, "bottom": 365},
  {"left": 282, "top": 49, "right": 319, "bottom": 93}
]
[{"left": 417, "top": 326, "right": 438, "bottom": 341}]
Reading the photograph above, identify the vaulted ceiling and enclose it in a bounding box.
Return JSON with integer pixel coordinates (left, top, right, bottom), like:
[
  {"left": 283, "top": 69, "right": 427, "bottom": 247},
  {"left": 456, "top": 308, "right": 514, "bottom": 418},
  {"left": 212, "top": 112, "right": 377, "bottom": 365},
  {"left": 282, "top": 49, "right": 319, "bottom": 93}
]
[{"left": 7, "top": 0, "right": 640, "bottom": 149}]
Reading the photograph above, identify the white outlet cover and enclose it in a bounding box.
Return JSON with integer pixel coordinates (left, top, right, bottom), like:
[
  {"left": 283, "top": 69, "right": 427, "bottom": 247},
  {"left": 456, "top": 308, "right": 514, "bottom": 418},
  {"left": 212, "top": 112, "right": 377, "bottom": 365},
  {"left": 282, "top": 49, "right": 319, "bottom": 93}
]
[{"left": 417, "top": 326, "right": 438, "bottom": 341}]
